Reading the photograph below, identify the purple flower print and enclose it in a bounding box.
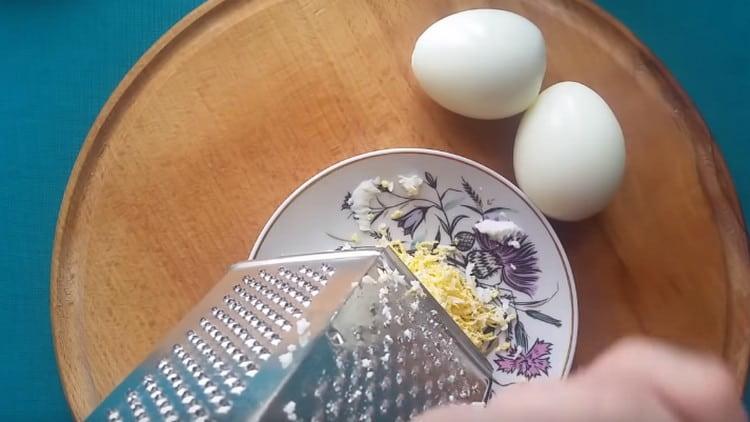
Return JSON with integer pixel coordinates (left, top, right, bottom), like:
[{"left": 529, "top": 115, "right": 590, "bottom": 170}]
[
  {"left": 494, "top": 339, "right": 552, "bottom": 379},
  {"left": 467, "top": 231, "right": 540, "bottom": 296}
]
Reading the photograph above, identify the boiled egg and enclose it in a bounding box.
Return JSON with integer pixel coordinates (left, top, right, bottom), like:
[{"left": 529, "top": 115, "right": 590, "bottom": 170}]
[
  {"left": 411, "top": 9, "right": 546, "bottom": 119},
  {"left": 513, "top": 81, "right": 626, "bottom": 221}
]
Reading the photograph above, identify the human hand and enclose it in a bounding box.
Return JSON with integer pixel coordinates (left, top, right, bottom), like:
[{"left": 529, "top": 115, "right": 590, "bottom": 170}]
[{"left": 418, "top": 338, "right": 747, "bottom": 422}]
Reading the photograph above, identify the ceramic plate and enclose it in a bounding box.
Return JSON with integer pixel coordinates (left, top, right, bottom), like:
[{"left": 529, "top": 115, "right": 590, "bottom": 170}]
[{"left": 251, "top": 148, "right": 577, "bottom": 388}]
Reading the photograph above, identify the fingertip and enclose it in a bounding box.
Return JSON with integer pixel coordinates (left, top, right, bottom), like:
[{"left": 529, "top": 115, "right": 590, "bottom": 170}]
[{"left": 694, "top": 358, "right": 745, "bottom": 420}]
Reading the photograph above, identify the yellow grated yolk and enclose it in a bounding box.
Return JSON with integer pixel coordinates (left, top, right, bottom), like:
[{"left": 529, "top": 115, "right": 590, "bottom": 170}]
[{"left": 390, "top": 241, "right": 508, "bottom": 349}]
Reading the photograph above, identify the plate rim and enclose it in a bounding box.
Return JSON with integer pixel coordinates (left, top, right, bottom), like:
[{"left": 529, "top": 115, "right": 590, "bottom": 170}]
[{"left": 249, "top": 147, "right": 579, "bottom": 379}]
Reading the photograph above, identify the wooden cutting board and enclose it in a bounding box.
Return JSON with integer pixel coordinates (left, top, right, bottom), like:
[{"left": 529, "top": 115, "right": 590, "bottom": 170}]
[{"left": 51, "top": 0, "right": 750, "bottom": 419}]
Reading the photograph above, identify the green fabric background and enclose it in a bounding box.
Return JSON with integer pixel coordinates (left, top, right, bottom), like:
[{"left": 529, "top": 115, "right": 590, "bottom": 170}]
[{"left": 0, "top": 0, "right": 746, "bottom": 419}]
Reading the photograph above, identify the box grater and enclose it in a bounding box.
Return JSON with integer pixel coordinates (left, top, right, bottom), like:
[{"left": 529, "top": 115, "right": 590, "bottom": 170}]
[{"left": 88, "top": 247, "right": 492, "bottom": 421}]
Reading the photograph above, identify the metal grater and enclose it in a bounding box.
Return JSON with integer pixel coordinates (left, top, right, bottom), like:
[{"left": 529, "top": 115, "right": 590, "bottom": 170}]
[{"left": 88, "top": 247, "right": 492, "bottom": 421}]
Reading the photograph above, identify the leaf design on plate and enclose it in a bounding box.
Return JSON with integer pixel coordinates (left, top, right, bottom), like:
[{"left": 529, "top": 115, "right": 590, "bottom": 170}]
[
  {"left": 515, "top": 286, "right": 559, "bottom": 309},
  {"left": 437, "top": 216, "right": 451, "bottom": 235},
  {"left": 524, "top": 310, "right": 562, "bottom": 327},
  {"left": 448, "top": 215, "right": 469, "bottom": 233},
  {"left": 461, "top": 177, "right": 483, "bottom": 210},
  {"left": 514, "top": 319, "right": 528, "bottom": 351},
  {"left": 484, "top": 206, "right": 512, "bottom": 215},
  {"left": 442, "top": 197, "right": 464, "bottom": 211},
  {"left": 341, "top": 192, "right": 352, "bottom": 210},
  {"left": 424, "top": 171, "right": 437, "bottom": 189}
]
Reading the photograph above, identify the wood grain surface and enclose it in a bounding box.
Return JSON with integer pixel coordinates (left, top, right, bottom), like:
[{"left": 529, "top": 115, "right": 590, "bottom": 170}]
[{"left": 51, "top": 0, "right": 750, "bottom": 419}]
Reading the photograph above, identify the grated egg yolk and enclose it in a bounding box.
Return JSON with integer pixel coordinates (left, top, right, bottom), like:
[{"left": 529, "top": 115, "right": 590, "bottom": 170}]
[{"left": 390, "top": 241, "right": 508, "bottom": 349}]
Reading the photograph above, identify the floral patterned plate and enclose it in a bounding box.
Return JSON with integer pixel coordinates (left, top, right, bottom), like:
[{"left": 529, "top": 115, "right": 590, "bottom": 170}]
[{"left": 250, "top": 148, "right": 577, "bottom": 388}]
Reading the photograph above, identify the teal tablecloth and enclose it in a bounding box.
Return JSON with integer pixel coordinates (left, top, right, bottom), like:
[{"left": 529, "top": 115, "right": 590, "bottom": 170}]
[{"left": 0, "top": 1, "right": 747, "bottom": 419}]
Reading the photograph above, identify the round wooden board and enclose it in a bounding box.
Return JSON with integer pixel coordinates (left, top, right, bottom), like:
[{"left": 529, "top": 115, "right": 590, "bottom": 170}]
[{"left": 52, "top": 0, "right": 750, "bottom": 419}]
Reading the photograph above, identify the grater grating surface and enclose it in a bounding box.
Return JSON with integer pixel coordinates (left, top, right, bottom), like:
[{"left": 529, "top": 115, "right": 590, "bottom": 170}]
[{"left": 88, "top": 248, "right": 492, "bottom": 421}]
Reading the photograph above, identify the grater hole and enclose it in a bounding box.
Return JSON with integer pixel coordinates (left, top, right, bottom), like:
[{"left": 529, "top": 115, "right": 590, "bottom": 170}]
[
  {"left": 223, "top": 296, "right": 287, "bottom": 351},
  {"left": 332, "top": 375, "right": 346, "bottom": 394},
  {"left": 258, "top": 270, "right": 272, "bottom": 283},
  {"left": 395, "top": 392, "right": 406, "bottom": 408},
  {"left": 294, "top": 270, "right": 325, "bottom": 297},
  {"left": 106, "top": 410, "right": 123, "bottom": 422},
  {"left": 143, "top": 375, "right": 175, "bottom": 416},
  {"left": 186, "top": 330, "right": 227, "bottom": 371},
  {"left": 242, "top": 275, "right": 262, "bottom": 288},
  {"left": 425, "top": 379, "right": 434, "bottom": 396},
  {"left": 189, "top": 328, "right": 249, "bottom": 384},
  {"left": 398, "top": 352, "right": 408, "bottom": 366},
  {"left": 229, "top": 382, "right": 246, "bottom": 395},
  {"left": 326, "top": 398, "right": 343, "bottom": 419},
  {"left": 380, "top": 376, "right": 392, "bottom": 391},
  {"left": 380, "top": 399, "right": 391, "bottom": 415},
  {"left": 172, "top": 342, "right": 234, "bottom": 414},
  {"left": 362, "top": 405, "right": 374, "bottom": 421},
  {"left": 348, "top": 386, "right": 363, "bottom": 405},
  {"left": 126, "top": 391, "right": 148, "bottom": 421},
  {"left": 255, "top": 285, "right": 274, "bottom": 303},
  {"left": 296, "top": 265, "right": 330, "bottom": 290},
  {"left": 223, "top": 374, "right": 240, "bottom": 388},
  {"left": 216, "top": 398, "right": 232, "bottom": 414},
  {"left": 206, "top": 389, "right": 225, "bottom": 404},
  {"left": 395, "top": 370, "right": 404, "bottom": 385},
  {"left": 191, "top": 404, "right": 208, "bottom": 420},
  {"left": 183, "top": 333, "right": 251, "bottom": 399},
  {"left": 154, "top": 395, "right": 169, "bottom": 408},
  {"left": 276, "top": 279, "right": 311, "bottom": 307},
  {"left": 159, "top": 363, "right": 184, "bottom": 389},
  {"left": 471, "top": 381, "right": 482, "bottom": 393},
  {"left": 320, "top": 263, "right": 334, "bottom": 274},
  {"left": 205, "top": 380, "right": 222, "bottom": 395},
  {"left": 233, "top": 285, "right": 253, "bottom": 302},
  {"left": 200, "top": 319, "right": 257, "bottom": 366},
  {"left": 365, "top": 385, "right": 375, "bottom": 402}
]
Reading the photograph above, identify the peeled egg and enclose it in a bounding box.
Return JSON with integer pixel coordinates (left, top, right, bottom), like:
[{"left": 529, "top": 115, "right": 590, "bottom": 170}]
[
  {"left": 514, "top": 81, "right": 626, "bottom": 221},
  {"left": 411, "top": 9, "right": 546, "bottom": 119}
]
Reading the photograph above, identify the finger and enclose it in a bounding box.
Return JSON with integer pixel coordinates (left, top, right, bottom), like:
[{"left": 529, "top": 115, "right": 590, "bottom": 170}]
[
  {"left": 419, "top": 379, "right": 678, "bottom": 422},
  {"left": 581, "top": 337, "right": 747, "bottom": 422}
]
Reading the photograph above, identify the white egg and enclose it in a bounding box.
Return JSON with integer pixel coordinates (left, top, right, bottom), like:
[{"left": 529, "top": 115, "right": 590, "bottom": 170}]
[
  {"left": 513, "top": 81, "right": 626, "bottom": 221},
  {"left": 411, "top": 9, "right": 546, "bottom": 119}
]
